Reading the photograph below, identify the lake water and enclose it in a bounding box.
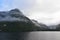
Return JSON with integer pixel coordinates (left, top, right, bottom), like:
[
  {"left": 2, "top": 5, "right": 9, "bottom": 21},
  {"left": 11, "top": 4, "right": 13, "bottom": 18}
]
[
  {"left": 0, "top": 31, "right": 60, "bottom": 40},
  {"left": 26, "top": 31, "right": 60, "bottom": 40}
]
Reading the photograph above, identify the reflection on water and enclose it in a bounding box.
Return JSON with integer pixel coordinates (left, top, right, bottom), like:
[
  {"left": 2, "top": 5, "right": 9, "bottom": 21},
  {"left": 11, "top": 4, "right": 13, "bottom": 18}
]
[
  {"left": 0, "top": 32, "right": 29, "bottom": 40},
  {"left": 0, "top": 32, "right": 60, "bottom": 40}
]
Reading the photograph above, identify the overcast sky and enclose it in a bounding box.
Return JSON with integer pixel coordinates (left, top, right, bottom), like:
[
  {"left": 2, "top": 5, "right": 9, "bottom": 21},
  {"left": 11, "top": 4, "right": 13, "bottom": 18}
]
[{"left": 0, "top": 0, "right": 60, "bottom": 25}]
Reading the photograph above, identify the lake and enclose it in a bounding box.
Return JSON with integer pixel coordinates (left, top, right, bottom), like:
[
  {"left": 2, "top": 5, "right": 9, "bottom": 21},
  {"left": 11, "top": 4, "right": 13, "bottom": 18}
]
[{"left": 0, "top": 31, "right": 60, "bottom": 40}]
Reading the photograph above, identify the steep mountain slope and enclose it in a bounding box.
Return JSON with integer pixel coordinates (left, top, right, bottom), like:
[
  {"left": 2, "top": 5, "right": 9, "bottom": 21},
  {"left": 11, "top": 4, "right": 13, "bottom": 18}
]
[
  {"left": 0, "top": 8, "right": 34, "bottom": 32},
  {"left": 31, "top": 20, "right": 49, "bottom": 31}
]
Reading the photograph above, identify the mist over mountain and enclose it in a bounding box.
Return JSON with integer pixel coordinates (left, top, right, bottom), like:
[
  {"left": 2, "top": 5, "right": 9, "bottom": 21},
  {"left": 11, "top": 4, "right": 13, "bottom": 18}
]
[
  {"left": 32, "top": 19, "right": 60, "bottom": 31},
  {"left": 0, "top": 8, "right": 60, "bottom": 31},
  {"left": 0, "top": 8, "right": 35, "bottom": 32},
  {"left": 0, "top": 8, "right": 30, "bottom": 22}
]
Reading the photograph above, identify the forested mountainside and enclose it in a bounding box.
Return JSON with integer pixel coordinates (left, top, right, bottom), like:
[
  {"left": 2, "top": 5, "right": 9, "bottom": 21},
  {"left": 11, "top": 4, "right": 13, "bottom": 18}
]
[{"left": 0, "top": 8, "right": 60, "bottom": 32}]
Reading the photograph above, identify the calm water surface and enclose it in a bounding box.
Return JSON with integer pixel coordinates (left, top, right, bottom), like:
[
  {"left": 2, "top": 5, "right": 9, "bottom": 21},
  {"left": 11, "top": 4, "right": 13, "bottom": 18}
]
[
  {"left": 27, "top": 31, "right": 60, "bottom": 40},
  {"left": 0, "top": 31, "right": 60, "bottom": 40}
]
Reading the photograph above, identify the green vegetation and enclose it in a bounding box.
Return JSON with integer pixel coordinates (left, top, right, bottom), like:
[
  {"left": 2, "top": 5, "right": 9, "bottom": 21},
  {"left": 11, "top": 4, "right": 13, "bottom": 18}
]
[{"left": 0, "top": 22, "right": 34, "bottom": 32}]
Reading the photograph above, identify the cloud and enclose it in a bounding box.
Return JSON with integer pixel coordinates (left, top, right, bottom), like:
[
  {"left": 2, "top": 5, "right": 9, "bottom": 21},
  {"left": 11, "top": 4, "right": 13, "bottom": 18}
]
[
  {"left": 1, "top": 0, "right": 60, "bottom": 25},
  {"left": 26, "top": 0, "right": 60, "bottom": 25}
]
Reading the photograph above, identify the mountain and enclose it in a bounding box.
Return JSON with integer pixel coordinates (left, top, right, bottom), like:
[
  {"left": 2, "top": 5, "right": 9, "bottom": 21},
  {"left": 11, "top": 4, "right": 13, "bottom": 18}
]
[
  {"left": 0, "top": 8, "right": 54, "bottom": 31},
  {"left": 0, "top": 9, "right": 30, "bottom": 22},
  {"left": 31, "top": 20, "right": 49, "bottom": 31},
  {"left": 0, "top": 8, "right": 34, "bottom": 32},
  {"left": 55, "top": 24, "right": 60, "bottom": 31}
]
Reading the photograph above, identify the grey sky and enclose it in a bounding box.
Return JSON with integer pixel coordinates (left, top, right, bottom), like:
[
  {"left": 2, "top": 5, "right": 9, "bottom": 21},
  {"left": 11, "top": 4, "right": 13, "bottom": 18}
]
[{"left": 0, "top": 0, "right": 60, "bottom": 25}]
